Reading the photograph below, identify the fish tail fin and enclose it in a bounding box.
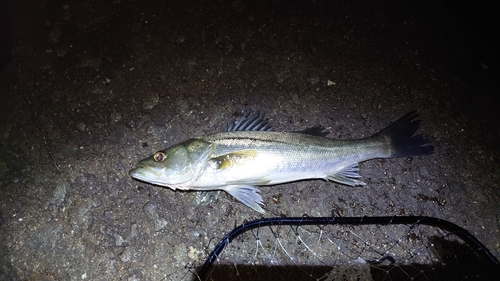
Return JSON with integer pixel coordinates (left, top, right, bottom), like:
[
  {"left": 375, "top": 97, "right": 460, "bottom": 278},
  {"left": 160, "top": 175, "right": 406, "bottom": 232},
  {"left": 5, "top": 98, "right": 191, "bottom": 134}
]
[{"left": 375, "top": 111, "right": 434, "bottom": 157}]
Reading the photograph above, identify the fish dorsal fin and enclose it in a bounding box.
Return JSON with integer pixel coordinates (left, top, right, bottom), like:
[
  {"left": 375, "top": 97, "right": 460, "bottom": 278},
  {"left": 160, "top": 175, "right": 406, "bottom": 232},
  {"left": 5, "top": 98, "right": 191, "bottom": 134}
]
[
  {"left": 295, "top": 125, "right": 330, "bottom": 137},
  {"left": 226, "top": 111, "right": 273, "bottom": 132}
]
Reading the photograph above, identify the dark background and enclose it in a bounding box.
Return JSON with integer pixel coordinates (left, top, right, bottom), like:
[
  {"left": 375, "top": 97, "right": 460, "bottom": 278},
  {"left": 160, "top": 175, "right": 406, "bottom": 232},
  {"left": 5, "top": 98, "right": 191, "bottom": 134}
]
[{"left": 1, "top": 0, "right": 498, "bottom": 280}]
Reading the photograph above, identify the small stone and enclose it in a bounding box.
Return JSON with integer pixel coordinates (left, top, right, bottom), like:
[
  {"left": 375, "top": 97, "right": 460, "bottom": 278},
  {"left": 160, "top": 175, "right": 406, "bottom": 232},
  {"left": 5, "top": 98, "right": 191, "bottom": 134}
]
[
  {"left": 75, "top": 120, "right": 86, "bottom": 131},
  {"left": 142, "top": 92, "right": 159, "bottom": 110},
  {"left": 110, "top": 111, "right": 121, "bottom": 123}
]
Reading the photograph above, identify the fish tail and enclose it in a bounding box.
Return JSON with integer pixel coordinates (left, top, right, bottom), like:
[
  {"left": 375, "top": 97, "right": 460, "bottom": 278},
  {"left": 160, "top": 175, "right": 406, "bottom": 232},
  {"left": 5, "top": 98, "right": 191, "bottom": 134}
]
[{"left": 375, "top": 111, "right": 434, "bottom": 157}]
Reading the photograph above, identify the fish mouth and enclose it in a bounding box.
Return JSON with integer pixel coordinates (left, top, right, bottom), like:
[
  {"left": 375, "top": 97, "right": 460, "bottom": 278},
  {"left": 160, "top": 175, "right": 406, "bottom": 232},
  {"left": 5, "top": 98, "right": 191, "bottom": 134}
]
[
  {"left": 129, "top": 162, "right": 195, "bottom": 190},
  {"left": 129, "top": 166, "right": 187, "bottom": 190},
  {"left": 129, "top": 164, "right": 174, "bottom": 185},
  {"left": 128, "top": 167, "right": 141, "bottom": 178},
  {"left": 129, "top": 167, "right": 165, "bottom": 186},
  {"left": 129, "top": 168, "right": 148, "bottom": 182},
  {"left": 129, "top": 163, "right": 159, "bottom": 181}
]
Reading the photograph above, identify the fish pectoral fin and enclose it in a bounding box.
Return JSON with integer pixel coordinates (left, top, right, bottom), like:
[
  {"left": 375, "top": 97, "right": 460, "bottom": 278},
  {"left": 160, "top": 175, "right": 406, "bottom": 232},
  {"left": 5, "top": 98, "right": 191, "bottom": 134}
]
[
  {"left": 212, "top": 150, "right": 259, "bottom": 169},
  {"left": 222, "top": 185, "right": 265, "bottom": 213},
  {"left": 327, "top": 164, "right": 366, "bottom": 186}
]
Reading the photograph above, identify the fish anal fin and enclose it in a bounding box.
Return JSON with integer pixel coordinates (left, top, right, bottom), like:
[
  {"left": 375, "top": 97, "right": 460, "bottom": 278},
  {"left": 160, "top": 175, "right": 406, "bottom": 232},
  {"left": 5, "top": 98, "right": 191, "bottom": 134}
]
[
  {"left": 212, "top": 150, "right": 259, "bottom": 169},
  {"left": 327, "top": 164, "right": 366, "bottom": 186},
  {"left": 223, "top": 185, "right": 265, "bottom": 213}
]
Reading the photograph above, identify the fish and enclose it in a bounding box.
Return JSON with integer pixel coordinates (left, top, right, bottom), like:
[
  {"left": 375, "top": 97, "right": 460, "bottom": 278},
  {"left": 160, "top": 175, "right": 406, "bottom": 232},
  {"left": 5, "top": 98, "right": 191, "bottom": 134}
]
[{"left": 129, "top": 111, "right": 433, "bottom": 213}]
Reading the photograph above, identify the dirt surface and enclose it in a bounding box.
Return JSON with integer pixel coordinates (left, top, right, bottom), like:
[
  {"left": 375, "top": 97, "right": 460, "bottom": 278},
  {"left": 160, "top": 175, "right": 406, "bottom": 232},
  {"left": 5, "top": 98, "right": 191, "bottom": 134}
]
[{"left": 1, "top": 0, "right": 498, "bottom": 280}]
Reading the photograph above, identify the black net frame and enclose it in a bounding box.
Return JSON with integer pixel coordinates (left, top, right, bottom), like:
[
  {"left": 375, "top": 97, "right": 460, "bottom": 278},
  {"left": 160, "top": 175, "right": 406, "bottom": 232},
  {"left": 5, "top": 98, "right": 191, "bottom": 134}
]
[{"left": 194, "top": 216, "right": 499, "bottom": 281}]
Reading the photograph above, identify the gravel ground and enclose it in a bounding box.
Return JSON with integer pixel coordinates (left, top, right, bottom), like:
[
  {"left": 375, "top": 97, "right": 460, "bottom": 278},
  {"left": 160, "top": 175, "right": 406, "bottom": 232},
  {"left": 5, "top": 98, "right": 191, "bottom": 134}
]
[{"left": 0, "top": 0, "right": 498, "bottom": 280}]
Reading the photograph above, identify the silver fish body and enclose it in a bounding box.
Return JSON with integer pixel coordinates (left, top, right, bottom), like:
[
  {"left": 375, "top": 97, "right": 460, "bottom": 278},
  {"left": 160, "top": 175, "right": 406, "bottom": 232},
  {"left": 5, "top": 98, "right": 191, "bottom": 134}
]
[{"left": 130, "top": 112, "right": 433, "bottom": 213}]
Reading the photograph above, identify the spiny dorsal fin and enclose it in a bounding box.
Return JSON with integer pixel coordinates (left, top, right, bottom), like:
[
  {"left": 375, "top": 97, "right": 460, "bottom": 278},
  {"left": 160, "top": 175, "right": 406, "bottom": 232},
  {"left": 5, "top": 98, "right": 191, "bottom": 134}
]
[
  {"left": 227, "top": 111, "right": 273, "bottom": 132},
  {"left": 227, "top": 111, "right": 329, "bottom": 137}
]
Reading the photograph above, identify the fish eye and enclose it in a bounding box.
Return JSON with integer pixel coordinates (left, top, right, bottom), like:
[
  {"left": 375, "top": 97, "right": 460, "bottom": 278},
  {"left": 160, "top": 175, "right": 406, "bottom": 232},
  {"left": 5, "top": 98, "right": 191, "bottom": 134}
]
[{"left": 153, "top": 151, "right": 167, "bottom": 162}]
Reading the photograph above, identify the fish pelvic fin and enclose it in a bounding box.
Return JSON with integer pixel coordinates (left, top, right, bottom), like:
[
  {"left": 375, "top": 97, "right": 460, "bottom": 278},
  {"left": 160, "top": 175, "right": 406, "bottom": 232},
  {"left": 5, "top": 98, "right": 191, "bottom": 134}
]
[
  {"left": 223, "top": 185, "right": 265, "bottom": 213},
  {"left": 194, "top": 191, "right": 221, "bottom": 206},
  {"left": 375, "top": 111, "right": 434, "bottom": 157},
  {"left": 327, "top": 164, "right": 366, "bottom": 186}
]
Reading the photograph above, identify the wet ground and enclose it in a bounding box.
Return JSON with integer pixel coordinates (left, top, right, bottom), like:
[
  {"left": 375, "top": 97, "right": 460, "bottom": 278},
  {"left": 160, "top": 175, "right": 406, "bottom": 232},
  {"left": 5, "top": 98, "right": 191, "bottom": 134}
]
[{"left": 0, "top": 0, "right": 499, "bottom": 280}]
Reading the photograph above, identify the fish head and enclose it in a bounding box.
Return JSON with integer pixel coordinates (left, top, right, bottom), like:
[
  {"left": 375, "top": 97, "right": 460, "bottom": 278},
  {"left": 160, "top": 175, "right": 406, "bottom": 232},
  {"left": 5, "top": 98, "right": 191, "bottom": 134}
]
[{"left": 129, "top": 139, "right": 213, "bottom": 189}]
